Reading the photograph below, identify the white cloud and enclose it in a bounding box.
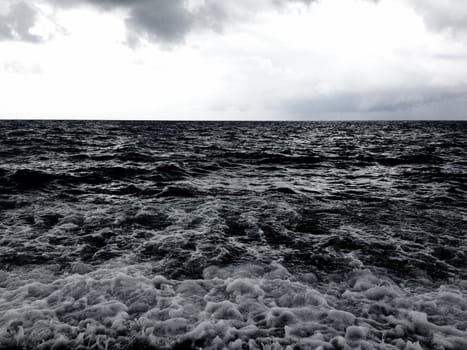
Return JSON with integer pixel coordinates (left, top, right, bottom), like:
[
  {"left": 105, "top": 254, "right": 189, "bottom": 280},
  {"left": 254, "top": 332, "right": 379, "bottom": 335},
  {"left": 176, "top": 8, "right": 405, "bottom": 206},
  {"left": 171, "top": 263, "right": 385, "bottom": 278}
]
[{"left": 408, "top": 0, "right": 467, "bottom": 34}]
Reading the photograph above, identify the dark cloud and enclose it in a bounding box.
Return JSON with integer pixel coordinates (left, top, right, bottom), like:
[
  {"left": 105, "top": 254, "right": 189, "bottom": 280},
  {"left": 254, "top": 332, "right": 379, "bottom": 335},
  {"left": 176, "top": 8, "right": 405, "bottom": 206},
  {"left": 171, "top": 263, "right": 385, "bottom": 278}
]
[
  {"left": 125, "top": 0, "right": 196, "bottom": 44},
  {"left": 0, "top": 2, "right": 42, "bottom": 42},
  {"left": 48, "top": 0, "right": 317, "bottom": 45},
  {"left": 43, "top": 0, "right": 233, "bottom": 45},
  {"left": 123, "top": 0, "right": 228, "bottom": 45}
]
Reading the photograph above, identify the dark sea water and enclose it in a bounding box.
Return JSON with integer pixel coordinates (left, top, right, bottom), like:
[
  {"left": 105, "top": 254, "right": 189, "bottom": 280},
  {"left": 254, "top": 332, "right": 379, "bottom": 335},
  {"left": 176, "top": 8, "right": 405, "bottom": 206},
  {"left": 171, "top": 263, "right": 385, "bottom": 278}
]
[{"left": 0, "top": 121, "right": 466, "bottom": 350}]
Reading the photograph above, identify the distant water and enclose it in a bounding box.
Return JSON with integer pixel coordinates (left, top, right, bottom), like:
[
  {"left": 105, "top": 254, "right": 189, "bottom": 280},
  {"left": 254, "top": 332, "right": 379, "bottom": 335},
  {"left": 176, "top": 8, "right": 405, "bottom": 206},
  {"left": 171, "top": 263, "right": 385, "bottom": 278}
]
[{"left": 0, "top": 121, "right": 466, "bottom": 350}]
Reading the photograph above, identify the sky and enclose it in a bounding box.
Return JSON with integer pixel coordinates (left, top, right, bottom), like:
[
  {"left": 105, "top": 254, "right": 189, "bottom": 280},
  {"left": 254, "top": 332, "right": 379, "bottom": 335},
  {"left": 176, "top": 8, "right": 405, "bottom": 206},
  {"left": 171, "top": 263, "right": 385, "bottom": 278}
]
[{"left": 0, "top": 0, "right": 466, "bottom": 120}]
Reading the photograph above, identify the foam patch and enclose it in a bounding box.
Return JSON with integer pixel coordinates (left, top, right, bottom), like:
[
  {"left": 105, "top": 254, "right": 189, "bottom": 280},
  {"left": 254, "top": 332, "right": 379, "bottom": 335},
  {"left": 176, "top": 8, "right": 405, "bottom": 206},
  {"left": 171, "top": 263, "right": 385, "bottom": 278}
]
[{"left": 1, "top": 263, "right": 466, "bottom": 350}]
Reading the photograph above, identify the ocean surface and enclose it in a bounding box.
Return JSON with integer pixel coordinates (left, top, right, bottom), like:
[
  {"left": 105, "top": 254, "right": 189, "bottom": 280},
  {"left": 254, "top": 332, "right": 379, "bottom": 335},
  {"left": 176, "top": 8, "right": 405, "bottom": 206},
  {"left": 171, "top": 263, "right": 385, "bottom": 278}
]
[{"left": 0, "top": 121, "right": 466, "bottom": 350}]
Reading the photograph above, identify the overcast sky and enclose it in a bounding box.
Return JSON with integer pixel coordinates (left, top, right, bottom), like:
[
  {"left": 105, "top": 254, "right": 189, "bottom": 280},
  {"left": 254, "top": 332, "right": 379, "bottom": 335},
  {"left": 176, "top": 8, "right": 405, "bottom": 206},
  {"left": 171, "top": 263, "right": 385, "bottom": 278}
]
[{"left": 1, "top": 0, "right": 466, "bottom": 120}]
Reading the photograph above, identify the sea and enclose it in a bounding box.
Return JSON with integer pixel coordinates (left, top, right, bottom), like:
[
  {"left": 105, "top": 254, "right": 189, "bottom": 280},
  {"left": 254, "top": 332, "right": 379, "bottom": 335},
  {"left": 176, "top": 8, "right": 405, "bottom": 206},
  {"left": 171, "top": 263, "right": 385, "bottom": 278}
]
[{"left": 0, "top": 121, "right": 466, "bottom": 350}]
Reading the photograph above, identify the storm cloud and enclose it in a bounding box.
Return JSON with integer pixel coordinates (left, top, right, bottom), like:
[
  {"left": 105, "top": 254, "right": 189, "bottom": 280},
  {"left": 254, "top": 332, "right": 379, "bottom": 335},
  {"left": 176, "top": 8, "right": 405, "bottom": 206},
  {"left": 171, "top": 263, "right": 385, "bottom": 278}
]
[{"left": 0, "top": 2, "right": 42, "bottom": 42}]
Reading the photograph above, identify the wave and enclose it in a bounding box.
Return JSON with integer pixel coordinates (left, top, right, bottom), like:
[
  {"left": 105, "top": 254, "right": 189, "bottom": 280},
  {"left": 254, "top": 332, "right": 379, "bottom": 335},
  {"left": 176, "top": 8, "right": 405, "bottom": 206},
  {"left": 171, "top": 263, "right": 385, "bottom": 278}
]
[
  {"left": 156, "top": 184, "right": 200, "bottom": 198},
  {"left": 376, "top": 154, "right": 444, "bottom": 166},
  {"left": 221, "top": 152, "right": 322, "bottom": 166}
]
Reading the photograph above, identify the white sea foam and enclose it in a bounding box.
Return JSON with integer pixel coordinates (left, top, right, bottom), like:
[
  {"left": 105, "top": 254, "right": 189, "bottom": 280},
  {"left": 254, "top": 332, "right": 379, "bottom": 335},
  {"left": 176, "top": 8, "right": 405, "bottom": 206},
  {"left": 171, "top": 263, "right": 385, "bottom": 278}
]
[{"left": 1, "top": 262, "right": 466, "bottom": 350}]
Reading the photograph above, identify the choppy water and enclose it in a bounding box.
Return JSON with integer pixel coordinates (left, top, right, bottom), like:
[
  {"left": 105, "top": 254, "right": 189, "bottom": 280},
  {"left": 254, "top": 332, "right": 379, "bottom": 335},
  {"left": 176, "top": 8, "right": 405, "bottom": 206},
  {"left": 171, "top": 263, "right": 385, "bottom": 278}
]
[{"left": 0, "top": 121, "right": 466, "bottom": 350}]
